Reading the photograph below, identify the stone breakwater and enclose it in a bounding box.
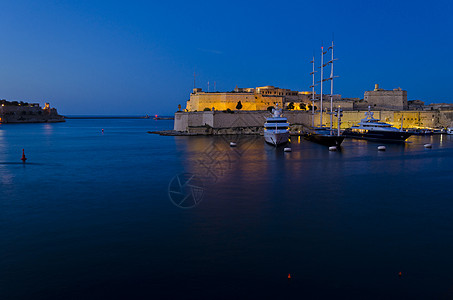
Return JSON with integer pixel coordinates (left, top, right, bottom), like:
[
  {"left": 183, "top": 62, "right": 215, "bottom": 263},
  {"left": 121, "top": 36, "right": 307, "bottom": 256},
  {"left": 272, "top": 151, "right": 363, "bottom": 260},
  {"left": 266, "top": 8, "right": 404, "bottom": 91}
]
[{"left": 173, "top": 110, "right": 453, "bottom": 135}]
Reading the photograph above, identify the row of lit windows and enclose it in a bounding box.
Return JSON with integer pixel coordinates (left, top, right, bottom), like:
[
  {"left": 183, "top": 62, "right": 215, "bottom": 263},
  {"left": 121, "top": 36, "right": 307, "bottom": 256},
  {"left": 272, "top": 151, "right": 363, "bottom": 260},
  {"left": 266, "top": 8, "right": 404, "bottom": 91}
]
[{"left": 262, "top": 91, "right": 297, "bottom": 96}]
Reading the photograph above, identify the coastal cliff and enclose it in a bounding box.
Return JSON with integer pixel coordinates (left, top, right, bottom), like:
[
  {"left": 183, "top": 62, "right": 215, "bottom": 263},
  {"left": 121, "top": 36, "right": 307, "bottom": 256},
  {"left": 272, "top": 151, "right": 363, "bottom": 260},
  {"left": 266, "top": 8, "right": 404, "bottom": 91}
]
[{"left": 0, "top": 100, "right": 65, "bottom": 123}]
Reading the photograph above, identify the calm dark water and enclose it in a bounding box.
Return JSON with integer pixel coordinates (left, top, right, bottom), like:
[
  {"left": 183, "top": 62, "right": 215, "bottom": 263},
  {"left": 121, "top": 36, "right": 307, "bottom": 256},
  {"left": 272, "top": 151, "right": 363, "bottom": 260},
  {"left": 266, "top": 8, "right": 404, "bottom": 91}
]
[{"left": 2, "top": 120, "right": 453, "bottom": 299}]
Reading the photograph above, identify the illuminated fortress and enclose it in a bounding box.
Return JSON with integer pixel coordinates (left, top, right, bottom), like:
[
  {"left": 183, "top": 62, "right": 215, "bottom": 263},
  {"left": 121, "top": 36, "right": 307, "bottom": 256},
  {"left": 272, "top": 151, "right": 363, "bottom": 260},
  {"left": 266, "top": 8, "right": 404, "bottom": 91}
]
[
  {"left": 0, "top": 100, "right": 64, "bottom": 123},
  {"left": 186, "top": 85, "right": 352, "bottom": 112},
  {"left": 174, "top": 84, "right": 453, "bottom": 134}
]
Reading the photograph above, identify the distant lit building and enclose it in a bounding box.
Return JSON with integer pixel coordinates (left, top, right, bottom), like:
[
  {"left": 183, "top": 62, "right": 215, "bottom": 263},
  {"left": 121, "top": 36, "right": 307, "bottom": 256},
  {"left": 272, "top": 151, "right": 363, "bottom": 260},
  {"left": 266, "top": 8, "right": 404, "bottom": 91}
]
[
  {"left": 408, "top": 100, "right": 425, "bottom": 110},
  {"left": 185, "top": 85, "right": 353, "bottom": 112},
  {"left": 358, "top": 84, "right": 408, "bottom": 110},
  {"left": 0, "top": 100, "right": 64, "bottom": 123}
]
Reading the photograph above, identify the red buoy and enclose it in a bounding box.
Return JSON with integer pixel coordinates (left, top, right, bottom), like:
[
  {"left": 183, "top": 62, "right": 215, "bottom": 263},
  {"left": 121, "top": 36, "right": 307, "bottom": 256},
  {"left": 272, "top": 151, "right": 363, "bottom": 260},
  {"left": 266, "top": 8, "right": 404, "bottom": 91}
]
[
  {"left": 21, "top": 149, "right": 27, "bottom": 162},
  {"left": 288, "top": 273, "right": 291, "bottom": 279},
  {"left": 398, "top": 272, "right": 402, "bottom": 277}
]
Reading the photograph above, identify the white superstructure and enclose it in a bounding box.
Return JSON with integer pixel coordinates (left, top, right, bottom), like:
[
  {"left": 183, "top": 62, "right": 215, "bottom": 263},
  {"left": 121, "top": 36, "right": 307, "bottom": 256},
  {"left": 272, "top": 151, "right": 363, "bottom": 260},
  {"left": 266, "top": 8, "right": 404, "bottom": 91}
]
[
  {"left": 264, "top": 106, "right": 290, "bottom": 146},
  {"left": 353, "top": 110, "right": 401, "bottom": 132},
  {"left": 342, "top": 107, "right": 412, "bottom": 142}
]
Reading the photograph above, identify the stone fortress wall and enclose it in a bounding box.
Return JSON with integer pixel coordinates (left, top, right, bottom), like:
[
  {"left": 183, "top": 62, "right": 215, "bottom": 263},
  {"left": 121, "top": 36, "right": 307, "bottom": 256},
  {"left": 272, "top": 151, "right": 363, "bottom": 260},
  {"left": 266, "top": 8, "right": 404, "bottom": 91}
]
[
  {"left": 174, "top": 110, "right": 453, "bottom": 135},
  {"left": 185, "top": 84, "right": 449, "bottom": 113},
  {"left": 186, "top": 86, "right": 353, "bottom": 112},
  {"left": 174, "top": 83, "right": 453, "bottom": 134},
  {"left": 0, "top": 101, "right": 65, "bottom": 123},
  {"left": 357, "top": 84, "right": 408, "bottom": 110}
]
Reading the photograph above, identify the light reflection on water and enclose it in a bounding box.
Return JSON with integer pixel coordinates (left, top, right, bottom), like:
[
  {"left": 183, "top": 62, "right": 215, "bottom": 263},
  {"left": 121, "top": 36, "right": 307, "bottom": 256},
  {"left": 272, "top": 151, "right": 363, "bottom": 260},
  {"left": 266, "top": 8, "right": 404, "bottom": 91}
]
[
  {"left": 2, "top": 122, "right": 453, "bottom": 299},
  {"left": 179, "top": 135, "right": 453, "bottom": 194}
]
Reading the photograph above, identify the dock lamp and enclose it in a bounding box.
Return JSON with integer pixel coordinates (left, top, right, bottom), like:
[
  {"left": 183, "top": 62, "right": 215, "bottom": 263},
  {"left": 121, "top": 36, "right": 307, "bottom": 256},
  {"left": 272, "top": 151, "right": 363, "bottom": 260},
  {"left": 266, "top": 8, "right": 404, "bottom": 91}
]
[{"left": 334, "top": 107, "right": 343, "bottom": 136}]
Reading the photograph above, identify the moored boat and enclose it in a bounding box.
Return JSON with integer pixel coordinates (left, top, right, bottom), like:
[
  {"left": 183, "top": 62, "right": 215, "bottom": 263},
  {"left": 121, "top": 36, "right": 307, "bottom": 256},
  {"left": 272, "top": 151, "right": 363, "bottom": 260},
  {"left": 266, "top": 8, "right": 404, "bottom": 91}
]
[
  {"left": 264, "top": 106, "right": 290, "bottom": 146},
  {"left": 304, "top": 128, "right": 345, "bottom": 147},
  {"left": 303, "top": 43, "right": 344, "bottom": 147},
  {"left": 342, "top": 107, "right": 412, "bottom": 142},
  {"left": 406, "top": 128, "right": 433, "bottom": 135},
  {"left": 304, "top": 108, "right": 345, "bottom": 147}
]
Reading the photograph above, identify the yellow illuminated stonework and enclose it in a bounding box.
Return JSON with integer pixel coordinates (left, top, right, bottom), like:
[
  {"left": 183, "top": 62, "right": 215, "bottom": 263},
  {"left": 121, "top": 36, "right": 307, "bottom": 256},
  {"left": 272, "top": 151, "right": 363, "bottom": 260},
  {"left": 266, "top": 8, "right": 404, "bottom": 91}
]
[
  {"left": 186, "top": 86, "right": 311, "bottom": 112},
  {"left": 185, "top": 86, "right": 352, "bottom": 112}
]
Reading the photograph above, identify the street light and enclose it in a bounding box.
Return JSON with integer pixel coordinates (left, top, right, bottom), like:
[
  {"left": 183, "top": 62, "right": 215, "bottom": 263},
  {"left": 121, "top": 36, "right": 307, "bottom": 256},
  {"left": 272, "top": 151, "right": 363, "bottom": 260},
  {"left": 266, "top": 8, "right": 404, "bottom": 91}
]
[{"left": 334, "top": 107, "right": 343, "bottom": 137}]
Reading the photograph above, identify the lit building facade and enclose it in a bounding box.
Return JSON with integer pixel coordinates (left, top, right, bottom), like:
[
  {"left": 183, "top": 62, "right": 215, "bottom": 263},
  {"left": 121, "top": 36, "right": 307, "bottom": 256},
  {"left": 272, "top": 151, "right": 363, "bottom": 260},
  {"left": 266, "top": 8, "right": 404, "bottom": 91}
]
[
  {"left": 185, "top": 86, "right": 352, "bottom": 112},
  {"left": 358, "top": 84, "right": 408, "bottom": 110}
]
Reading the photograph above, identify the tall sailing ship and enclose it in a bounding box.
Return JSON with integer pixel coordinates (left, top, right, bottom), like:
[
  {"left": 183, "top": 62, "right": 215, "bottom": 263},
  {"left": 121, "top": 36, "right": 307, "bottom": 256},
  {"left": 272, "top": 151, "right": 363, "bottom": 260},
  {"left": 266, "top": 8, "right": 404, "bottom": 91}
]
[{"left": 304, "top": 41, "right": 344, "bottom": 147}]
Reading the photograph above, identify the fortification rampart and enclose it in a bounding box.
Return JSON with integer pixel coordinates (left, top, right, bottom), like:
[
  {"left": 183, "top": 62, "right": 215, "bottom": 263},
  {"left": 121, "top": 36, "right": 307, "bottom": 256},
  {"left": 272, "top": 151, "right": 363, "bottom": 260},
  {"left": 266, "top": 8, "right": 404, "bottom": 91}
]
[
  {"left": 0, "top": 106, "right": 65, "bottom": 124},
  {"left": 0, "top": 102, "right": 65, "bottom": 123},
  {"left": 174, "top": 110, "right": 453, "bottom": 135}
]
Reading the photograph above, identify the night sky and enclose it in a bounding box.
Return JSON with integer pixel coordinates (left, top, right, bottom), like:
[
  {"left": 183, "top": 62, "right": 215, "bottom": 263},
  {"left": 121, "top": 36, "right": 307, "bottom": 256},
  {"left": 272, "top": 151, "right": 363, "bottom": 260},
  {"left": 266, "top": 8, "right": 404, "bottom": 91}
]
[{"left": 0, "top": 0, "right": 452, "bottom": 115}]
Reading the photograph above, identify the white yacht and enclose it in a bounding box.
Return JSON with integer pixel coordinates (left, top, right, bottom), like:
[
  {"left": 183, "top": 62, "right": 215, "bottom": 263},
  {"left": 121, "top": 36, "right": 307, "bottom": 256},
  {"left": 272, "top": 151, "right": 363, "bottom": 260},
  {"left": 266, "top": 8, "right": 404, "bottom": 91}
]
[
  {"left": 342, "top": 107, "right": 412, "bottom": 142},
  {"left": 264, "top": 106, "right": 290, "bottom": 146}
]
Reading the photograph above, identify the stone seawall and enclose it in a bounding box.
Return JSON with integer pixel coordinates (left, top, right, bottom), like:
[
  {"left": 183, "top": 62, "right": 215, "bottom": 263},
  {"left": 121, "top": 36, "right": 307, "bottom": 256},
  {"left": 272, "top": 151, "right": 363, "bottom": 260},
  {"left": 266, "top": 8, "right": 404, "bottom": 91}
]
[
  {"left": 174, "top": 110, "right": 311, "bottom": 135},
  {"left": 174, "top": 110, "right": 453, "bottom": 135}
]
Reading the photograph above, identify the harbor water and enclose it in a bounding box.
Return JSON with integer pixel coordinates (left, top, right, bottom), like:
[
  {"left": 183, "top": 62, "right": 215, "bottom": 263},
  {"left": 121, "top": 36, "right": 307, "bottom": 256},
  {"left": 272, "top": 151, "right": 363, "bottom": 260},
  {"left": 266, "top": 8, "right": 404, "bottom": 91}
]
[{"left": 2, "top": 119, "right": 453, "bottom": 299}]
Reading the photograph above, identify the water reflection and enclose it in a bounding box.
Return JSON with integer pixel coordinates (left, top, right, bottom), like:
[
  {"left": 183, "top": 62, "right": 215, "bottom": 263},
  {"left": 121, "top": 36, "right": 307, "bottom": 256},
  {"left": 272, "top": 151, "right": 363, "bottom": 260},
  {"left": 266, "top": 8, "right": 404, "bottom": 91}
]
[
  {"left": 3, "top": 121, "right": 453, "bottom": 299},
  {"left": 0, "top": 129, "right": 14, "bottom": 185},
  {"left": 175, "top": 135, "right": 264, "bottom": 186},
  {"left": 42, "top": 123, "right": 54, "bottom": 135},
  {"left": 175, "top": 134, "right": 453, "bottom": 205}
]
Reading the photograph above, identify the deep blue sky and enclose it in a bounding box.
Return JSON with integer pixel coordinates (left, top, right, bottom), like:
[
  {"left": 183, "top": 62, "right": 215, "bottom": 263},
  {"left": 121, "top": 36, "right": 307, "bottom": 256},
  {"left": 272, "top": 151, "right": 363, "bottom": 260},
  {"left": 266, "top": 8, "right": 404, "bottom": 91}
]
[{"left": 0, "top": 0, "right": 452, "bottom": 115}]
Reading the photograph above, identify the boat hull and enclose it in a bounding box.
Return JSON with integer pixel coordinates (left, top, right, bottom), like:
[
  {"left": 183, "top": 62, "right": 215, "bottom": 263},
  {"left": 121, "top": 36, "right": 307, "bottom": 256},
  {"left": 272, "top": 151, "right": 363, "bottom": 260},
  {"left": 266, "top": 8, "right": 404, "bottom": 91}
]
[
  {"left": 304, "top": 133, "right": 345, "bottom": 147},
  {"left": 264, "top": 131, "right": 290, "bottom": 146},
  {"left": 342, "top": 129, "right": 412, "bottom": 142}
]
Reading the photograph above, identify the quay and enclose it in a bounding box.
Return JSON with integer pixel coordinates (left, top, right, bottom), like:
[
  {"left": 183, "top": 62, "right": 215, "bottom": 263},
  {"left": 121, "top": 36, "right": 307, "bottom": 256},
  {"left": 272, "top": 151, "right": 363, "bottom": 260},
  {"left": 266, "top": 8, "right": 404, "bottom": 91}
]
[{"left": 172, "top": 109, "right": 453, "bottom": 136}]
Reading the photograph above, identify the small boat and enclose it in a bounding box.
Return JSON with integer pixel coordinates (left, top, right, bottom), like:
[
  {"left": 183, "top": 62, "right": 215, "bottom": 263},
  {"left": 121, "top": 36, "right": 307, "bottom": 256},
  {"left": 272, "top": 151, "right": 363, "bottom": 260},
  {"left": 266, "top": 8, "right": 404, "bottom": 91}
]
[
  {"left": 447, "top": 128, "right": 453, "bottom": 135},
  {"left": 264, "top": 105, "right": 290, "bottom": 146},
  {"left": 432, "top": 129, "right": 444, "bottom": 135},
  {"left": 342, "top": 107, "right": 412, "bottom": 142},
  {"left": 406, "top": 128, "right": 433, "bottom": 135}
]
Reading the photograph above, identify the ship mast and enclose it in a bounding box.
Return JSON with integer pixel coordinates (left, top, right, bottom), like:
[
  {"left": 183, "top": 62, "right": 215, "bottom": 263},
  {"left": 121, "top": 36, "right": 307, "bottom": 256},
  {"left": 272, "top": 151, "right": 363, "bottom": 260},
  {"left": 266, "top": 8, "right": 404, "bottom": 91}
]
[
  {"left": 320, "top": 46, "right": 325, "bottom": 127},
  {"left": 327, "top": 40, "right": 338, "bottom": 132},
  {"left": 309, "top": 56, "right": 317, "bottom": 127},
  {"left": 329, "top": 41, "right": 334, "bottom": 131}
]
